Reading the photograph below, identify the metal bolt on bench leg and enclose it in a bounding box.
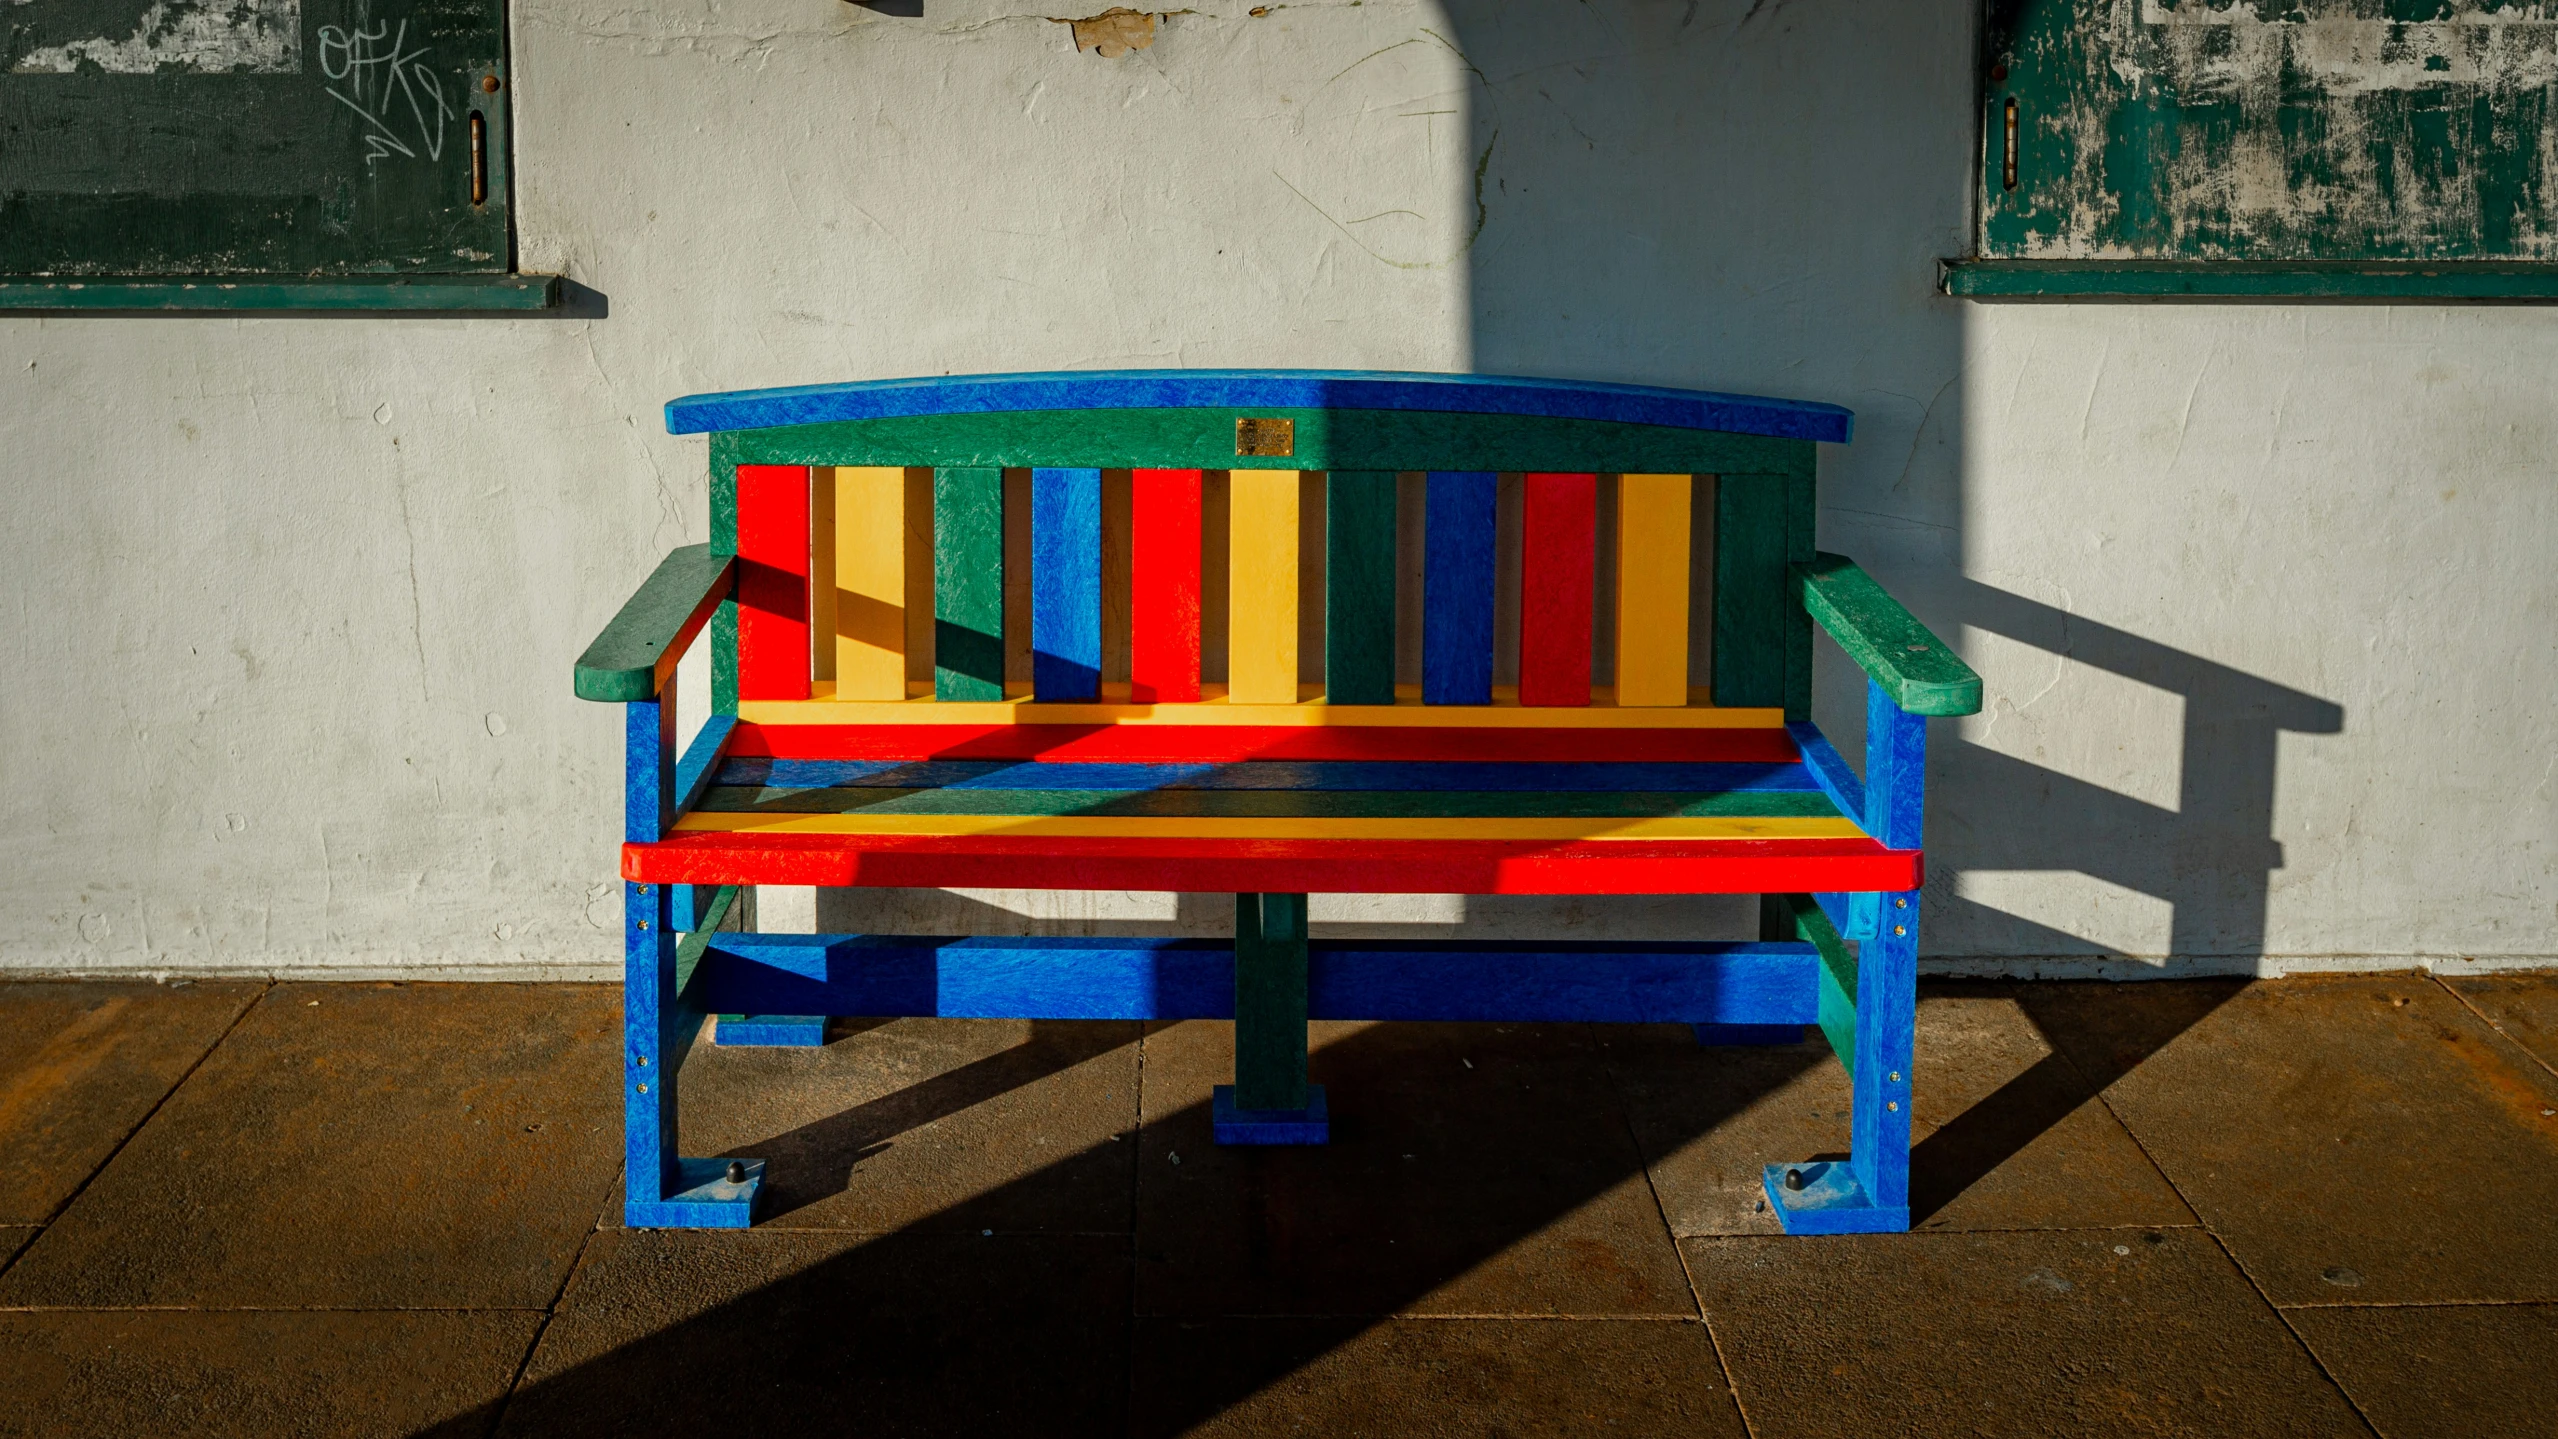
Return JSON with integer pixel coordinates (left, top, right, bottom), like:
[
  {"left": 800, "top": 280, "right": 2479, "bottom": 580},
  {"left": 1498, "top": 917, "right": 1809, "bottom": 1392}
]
[
  {"left": 726, "top": 1161, "right": 746, "bottom": 1184},
  {"left": 1785, "top": 1167, "right": 1806, "bottom": 1191}
]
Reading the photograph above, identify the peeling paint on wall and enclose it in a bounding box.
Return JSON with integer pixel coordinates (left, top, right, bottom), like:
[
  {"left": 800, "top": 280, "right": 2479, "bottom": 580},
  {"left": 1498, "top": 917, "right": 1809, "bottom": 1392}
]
[
  {"left": 8, "top": 0, "right": 301, "bottom": 74},
  {"left": 1058, "top": 7, "right": 1157, "bottom": 57},
  {"left": 1984, "top": 0, "right": 2558, "bottom": 259}
]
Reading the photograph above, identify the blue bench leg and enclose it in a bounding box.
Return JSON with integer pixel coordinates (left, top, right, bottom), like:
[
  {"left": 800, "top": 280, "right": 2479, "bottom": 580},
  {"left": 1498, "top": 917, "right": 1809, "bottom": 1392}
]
[
  {"left": 1764, "top": 887, "right": 1915, "bottom": 1234},
  {"left": 623, "top": 879, "right": 763, "bottom": 1228},
  {"left": 1215, "top": 892, "right": 1329, "bottom": 1144}
]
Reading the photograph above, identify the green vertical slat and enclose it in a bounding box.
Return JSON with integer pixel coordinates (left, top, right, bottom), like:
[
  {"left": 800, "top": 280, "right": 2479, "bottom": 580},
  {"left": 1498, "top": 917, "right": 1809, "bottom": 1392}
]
[
  {"left": 934, "top": 467, "right": 1006, "bottom": 700},
  {"left": 1781, "top": 464, "right": 1818, "bottom": 722},
  {"left": 1325, "top": 470, "right": 1398, "bottom": 704},
  {"left": 1234, "top": 892, "right": 1310, "bottom": 1111},
  {"left": 1712, "top": 475, "right": 1789, "bottom": 708},
  {"left": 709, "top": 435, "right": 741, "bottom": 716}
]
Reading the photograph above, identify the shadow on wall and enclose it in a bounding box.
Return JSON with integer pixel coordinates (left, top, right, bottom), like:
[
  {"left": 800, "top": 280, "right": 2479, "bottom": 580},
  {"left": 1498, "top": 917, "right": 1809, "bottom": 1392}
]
[{"left": 1441, "top": 0, "right": 2340, "bottom": 975}]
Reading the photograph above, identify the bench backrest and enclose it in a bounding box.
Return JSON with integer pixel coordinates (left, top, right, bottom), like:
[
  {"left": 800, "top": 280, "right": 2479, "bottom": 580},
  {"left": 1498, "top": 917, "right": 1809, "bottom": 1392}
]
[{"left": 667, "top": 371, "right": 1854, "bottom": 720}]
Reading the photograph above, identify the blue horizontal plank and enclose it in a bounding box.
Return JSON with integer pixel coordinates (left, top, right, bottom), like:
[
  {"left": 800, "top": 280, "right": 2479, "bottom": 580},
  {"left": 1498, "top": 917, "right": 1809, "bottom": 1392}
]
[
  {"left": 713, "top": 758, "right": 1821, "bottom": 794},
  {"left": 1786, "top": 722, "right": 1866, "bottom": 819},
  {"left": 694, "top": 937, "right": 1818, "bottom": 1026},
  {"left": 666, "top": 369, "right": 1853, "bottom": 445}
]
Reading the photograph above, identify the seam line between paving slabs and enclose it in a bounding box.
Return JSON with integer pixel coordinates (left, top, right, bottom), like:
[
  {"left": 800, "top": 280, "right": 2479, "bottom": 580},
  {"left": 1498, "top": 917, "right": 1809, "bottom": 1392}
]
[
  {"left": 1592, "top": 1022, "right": 1762, "bottom": 1439},
  {"left": 2432, "top": 973, "right": 2558, "bottom": 1084},
  {"left": 0, "top": 980, "right": 274, "bottom": 1287},
  {"left": 483, "top": 1181, "right": 622, "bottom": 1436},
  {"left": 2056, "top": 1026, "right": 2386, "bottom": 1437}
]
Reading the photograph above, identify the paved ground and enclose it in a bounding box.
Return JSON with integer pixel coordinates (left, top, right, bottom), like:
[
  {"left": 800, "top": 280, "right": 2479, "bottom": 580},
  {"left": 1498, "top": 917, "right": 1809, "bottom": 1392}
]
[{"left": 0, "top": 972, "right": 2552, "bottom": 1437}]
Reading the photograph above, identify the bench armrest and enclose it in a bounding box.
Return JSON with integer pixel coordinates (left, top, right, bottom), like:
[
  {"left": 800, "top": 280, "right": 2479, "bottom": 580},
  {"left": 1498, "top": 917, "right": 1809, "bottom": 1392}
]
[
  {"left": 1791, "top": 553, "right": 1981, "bottom": 717},
  {"left": 573, "top": 545, "right": 736, "bottom": 702}
]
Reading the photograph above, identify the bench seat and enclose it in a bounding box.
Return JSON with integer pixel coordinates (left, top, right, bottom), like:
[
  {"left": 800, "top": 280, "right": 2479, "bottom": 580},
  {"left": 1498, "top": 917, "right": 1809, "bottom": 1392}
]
[{"left": 625, "top": 696, "right": 1918, "bottom": 894}]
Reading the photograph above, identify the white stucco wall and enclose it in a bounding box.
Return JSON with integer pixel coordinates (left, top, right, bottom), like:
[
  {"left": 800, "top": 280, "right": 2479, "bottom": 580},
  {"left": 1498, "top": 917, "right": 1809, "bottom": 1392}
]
[{"left": 0, "top": 0, "right": 2548, "bottom": 978}]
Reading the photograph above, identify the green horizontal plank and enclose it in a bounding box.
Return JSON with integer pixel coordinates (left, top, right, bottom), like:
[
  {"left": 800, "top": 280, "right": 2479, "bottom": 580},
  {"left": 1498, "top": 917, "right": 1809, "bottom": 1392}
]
[
  {"left": 725, "top": 408, "right": 1814, "bottom": 476},
  {"left": 574, "top": 546, "right": 737, "bottom": 702},
  {"left": 1792, "top": 554, "right": 1981, "bottom": 718},
  {"left": 695, "top": 786, "right": 1846, "bottom": 820},
  {"left": 1941, "top": 259, "right": 2558, "bottom": 303},
  {"left": 0, "top": 275, "right": 564, "bottom": 313},
  {"left": 1778, "top": 893, "right": 1858, "bottom": 1076}
]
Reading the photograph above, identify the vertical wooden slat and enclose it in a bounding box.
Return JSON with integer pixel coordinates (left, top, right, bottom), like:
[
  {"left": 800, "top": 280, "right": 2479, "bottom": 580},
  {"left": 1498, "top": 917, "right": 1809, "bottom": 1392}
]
[
  {"left": 1615, "top": 472, "right": 1692, "bottom": 707},
  {"left": 810, "top": 468, "right": 836, "bottom": 684},
  {"left": 1422, "top": 470, "right": 1496, "bottom": 705},
  {"left": 830, "top": 466, "right": 907, "bottom": 700},
  {"left": 735, "top": 464, "right": 811, "bottom": 702},
  {"left": 708, "top": 436, "right": 740, "bottom": 715},
  {"left": 1518, "top": 471, "right": 1596, "bottom": 706},
  {"left": 1130, "top": 468, "right": 1203, "bottom": 702},
  {"left": 1712, "top": 474, "right": 1787, "bottom": 708},
  {"left": 904, "top": 468, "right": 935, "bottom": 689},
  {"left": 934, "top": 466, "right": 1005, "bottom": 701},
  {"left": 1031, "top": 467, "right": 1103, "bottom": 701},
  {"left": 1227, "top": 468, "right": 1300, "bottom": 704},
  {"left": 1324, "top": 469, "right": 1397, "bottom": 705}
]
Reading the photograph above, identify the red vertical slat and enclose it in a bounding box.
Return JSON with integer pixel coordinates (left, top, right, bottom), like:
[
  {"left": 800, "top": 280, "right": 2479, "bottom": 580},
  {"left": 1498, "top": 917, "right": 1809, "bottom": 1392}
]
[
  {"left": 737, "top": 464, "right": 812, "bottom": 701},
  {"left": 1129, "top": 468, "right": 1203, "bottom": 702},
  {"left": 1518, "top": 471, "right": 1597, "bottom": 706}
]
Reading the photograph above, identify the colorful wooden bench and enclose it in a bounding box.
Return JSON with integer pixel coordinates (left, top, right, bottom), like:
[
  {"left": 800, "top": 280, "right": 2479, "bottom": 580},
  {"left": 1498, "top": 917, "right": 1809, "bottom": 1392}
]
[{"left": 572, "top": 371, "right": 1981, "bottom": 1235}]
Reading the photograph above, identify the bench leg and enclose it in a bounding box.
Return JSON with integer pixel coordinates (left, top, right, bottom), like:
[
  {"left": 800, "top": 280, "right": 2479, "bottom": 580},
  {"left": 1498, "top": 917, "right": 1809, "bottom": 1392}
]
[
  {"left": 623, "top": 879, "right": 764, "bottom": 1227},
  {"left": 1764, "top": 886, "right": 1916, "bottom": 1235},
  {"left": 1214, "top": 892, "right": 1329, "bottom": 1144}
]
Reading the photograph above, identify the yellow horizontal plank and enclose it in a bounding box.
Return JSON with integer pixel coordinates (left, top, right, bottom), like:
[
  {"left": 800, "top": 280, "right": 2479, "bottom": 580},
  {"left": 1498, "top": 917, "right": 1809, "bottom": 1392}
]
[
  {"left": 743, "top": 683, "right": 1780, "bottom": 729},
  {"left": 671, "top": 813, "right": 1863, "bottom": 840}
]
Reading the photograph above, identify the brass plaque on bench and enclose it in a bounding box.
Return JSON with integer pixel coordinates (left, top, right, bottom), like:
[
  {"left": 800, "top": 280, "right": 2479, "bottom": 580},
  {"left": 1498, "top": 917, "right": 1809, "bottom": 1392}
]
[{"left": 1234, "top": 417, "right": 1295, "bottom": 458}]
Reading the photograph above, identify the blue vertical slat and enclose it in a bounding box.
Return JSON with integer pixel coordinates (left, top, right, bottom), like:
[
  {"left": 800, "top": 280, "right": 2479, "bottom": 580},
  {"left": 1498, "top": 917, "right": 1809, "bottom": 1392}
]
[
  {"left": 1422, "top": 470, "right": 1496, "bottom": 705},
  {"left": 1031, "top": 466, "right": 1103, "bottom": 701},
  {"left": 1849, "top": 887, "right": 1919, "bottom": 1211},
  {"left": 1864, "top": 678, "right": 1927, "bottom": 849},
  {"left": 625, "top": 683, "right": 676, "bottom": 844},
  {"left": 625, "top": 879, "right": 677, "bottom": 1212}
]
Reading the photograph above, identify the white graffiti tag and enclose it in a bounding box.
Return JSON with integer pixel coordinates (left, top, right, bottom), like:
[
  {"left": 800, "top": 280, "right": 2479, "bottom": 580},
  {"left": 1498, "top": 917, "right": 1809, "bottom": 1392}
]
[{"left": 319, "top": 22, "right": 452, "bottom": 167}]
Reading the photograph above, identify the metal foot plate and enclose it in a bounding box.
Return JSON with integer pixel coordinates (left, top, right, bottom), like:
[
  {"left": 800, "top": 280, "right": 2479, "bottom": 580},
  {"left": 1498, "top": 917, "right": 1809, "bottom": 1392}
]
[{"left": 1211, "top": 1084, "right": 1330, "bottom": 1145}]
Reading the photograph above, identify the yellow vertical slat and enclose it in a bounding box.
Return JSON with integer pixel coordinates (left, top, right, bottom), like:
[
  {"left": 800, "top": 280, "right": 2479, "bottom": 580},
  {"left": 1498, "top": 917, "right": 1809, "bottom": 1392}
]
[
  {"left": 1615, "top": 472, "right": 1691, "bottom": 706},
  {"left": 834, "top": 465, "right": 908, "bottom": 700},
  {"left": 1228, "top": 469, "right": 1301, "bottom": 704}
]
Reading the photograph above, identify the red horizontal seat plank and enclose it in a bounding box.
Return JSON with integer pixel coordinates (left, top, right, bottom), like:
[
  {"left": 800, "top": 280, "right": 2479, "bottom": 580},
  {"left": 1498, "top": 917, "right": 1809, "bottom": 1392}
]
[
  {"left": 623, "top": 833, "right": 1918, "bottom": 895},
  {"left": 728, "top": 723, "right": 1801, "bottom": 765}
]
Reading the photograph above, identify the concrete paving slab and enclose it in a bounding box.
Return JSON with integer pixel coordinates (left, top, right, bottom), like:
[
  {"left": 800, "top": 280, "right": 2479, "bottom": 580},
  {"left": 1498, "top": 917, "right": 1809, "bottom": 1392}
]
[
  {"left": 2440, "top": 973, "right": 2558, "bottom": 1076},
  {"left": 1687, "top": 1229, "right": 2369, "bottom": 1438},
  {"left": 2025, "top": 976, "right": 2558, "bottom": 1306},
  {"left": 0, "top": 1309, "right": 539, "bottom": 1439},
  {"left": 2289, "top": 1302, "right": 2558, "bottom": 1439},
  {"left": 0, "top": 982, "right": 622, "bottom": 1309},
  {"left": 500, "top": 1228, "right": 1128, "bottom": 1438},
  {"left": 1134, "top": 1019, "right": 1693, "bottom": 1318},
  {"left": 0, "top": 980, "right": 261, "bottom": 1225},
  {"left": 1619, "top": 985, "right": 2195, "bottom": 1235},
  {"left": 0, "top": 1228, "right": 32, "bottom": 1271},
  {"left": 1129, "top": 1317, "right": 1748, "bottom": 1438},
  {"left": 673, "top": 1017, "right": 1140, "bottom": 1232}
]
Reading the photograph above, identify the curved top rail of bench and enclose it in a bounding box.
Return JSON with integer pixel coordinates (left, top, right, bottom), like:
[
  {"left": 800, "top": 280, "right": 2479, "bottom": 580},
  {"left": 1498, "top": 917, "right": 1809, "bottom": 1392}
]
[{"left": 664, "top": 369, "right": 1854, "bottom": 446}]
